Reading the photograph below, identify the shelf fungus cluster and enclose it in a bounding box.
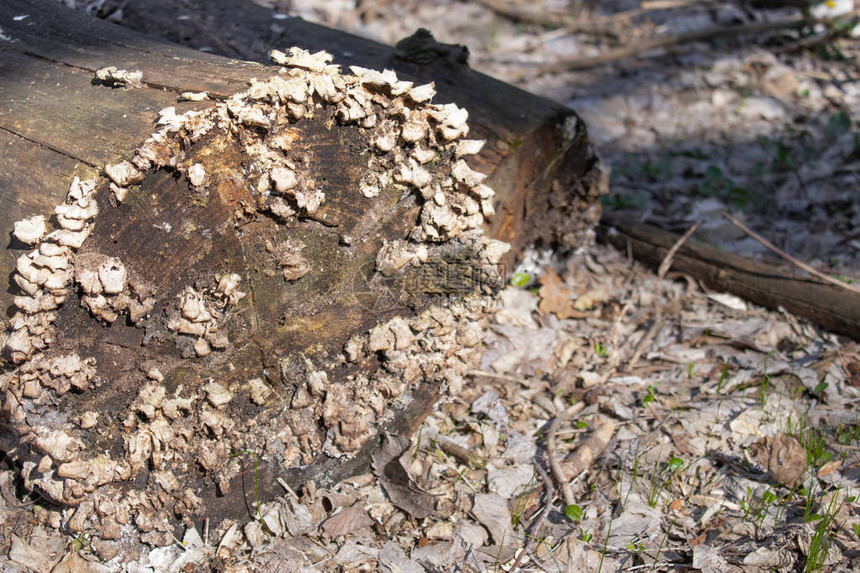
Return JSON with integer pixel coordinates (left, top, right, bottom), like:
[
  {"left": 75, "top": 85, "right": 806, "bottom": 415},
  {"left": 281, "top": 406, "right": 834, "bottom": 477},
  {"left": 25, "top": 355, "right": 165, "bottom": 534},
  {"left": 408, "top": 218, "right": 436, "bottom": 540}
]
[{"left": 0, "top": 47, "right": 509, "bottom": 551}]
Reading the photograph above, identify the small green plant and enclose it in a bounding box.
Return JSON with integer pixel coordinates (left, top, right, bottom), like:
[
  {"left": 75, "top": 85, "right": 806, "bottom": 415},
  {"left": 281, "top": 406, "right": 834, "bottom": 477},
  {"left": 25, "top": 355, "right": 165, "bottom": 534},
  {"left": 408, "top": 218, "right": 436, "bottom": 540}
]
[
  {"left": 565, "top": 503, "right": 595, "bottom": 542},
  {"left": 625, "top": 541, "right": 645, "bottom": 553},
  {"left": 837, "top": 423, "right": 860, "bottom": 445},
  {"left": 230, "top": 450, "right": 266, "bottom": 526},
  {"left": 826, "top": 110, "right": 853, "bottom": 141},
  {"left": 688, "top": 362, "right": 697, "bottom": 379},
  {"left": 791, "top": 416, "right": 835, "bottom": 470},
  {"left": 641, "top": 385, "right": 657, "bottom": 407},
  {"left": 565, "top": 503, "right": 584, "bottom": 521},
  {"left": 752, "top": 488, "right": 778, "bottom": 529},
  {"left": 805, "top": 507, "right": 837, "bottom": 572},
  {"left": 829, "top": 274, "right": 855, "bottom": 285},
  {"left": 695, "top": 165, "right": 754, "bottom": 209},
  {"left": 511, "top": 470, "right": 537, "bottom": 527},
  {"left": 812, "top": 380, "right": 829, "bottom": 396},
  {"left": 601, "top": 191, "right": 649, "bottom": 211},
  {"left": 757, "top": 134, "right": 801, "bottom": 171},
  {"left": 71, "top": 532, "right": 92, "bottom": 552},
  {"left": 594, "top": 341, "right": 609, "bottom": 358},
  {"left": 717, "top": 361, "right": 730, "bottom": 393},
  {"left": 509, "top": 271, "right": 531, "bottom": 288},
  {"left": 758, "top": 373, "right": 772, "bottom": 408},
  {"left": 647, "top": 456, "right": 685, "bottom": 507}
]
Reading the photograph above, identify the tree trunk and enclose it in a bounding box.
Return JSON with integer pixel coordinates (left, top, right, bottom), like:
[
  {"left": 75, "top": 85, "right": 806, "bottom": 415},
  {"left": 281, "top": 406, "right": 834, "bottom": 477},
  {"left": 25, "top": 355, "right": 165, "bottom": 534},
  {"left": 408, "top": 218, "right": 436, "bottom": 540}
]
[{"left": 0, "top": 0, "right": 605, "bottom": 543}]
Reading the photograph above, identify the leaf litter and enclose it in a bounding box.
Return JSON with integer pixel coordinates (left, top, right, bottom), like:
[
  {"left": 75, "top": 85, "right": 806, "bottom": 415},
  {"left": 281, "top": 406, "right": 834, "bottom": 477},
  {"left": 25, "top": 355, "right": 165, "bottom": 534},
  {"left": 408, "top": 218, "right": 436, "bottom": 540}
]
[{"left": 7, "top": 0, "right": 860, "bottom": 570}]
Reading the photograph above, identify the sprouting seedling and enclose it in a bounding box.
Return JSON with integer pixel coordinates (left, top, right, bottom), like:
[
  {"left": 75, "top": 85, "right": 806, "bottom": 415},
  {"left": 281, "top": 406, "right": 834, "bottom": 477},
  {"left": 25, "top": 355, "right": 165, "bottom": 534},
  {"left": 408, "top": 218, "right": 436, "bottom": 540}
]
[
  {"left": 717, "top": 361, "right": 730, "bottom": 393},
  {"left": 229, "top": 450, "right": 266, "bottom": 528},
  {"left": 594, "top": 341, "right": 609, "bottom": 358},
  {"left": 805, "top": 495, "right": 840, "bottom": 573},
  {"left": 509, "top": 271, "right": 531, "bottom": 288},
  {"left": 641, "top": 385, "right": 657, "bottom": 407},
  {"left": 647, "top": 456, "right": 685, "bottom": 507}
]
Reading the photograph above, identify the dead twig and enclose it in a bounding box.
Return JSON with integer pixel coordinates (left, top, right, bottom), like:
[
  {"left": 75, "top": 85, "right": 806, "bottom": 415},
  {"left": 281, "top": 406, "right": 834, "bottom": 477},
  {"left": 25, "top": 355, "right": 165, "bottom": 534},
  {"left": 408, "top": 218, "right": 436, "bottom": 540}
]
[
  {"left": 468, "top": 370, "right": 528, "bottom": 385},
  {"left": 546, "top": 401, "right": 585, "bottom": 507},
  {"left": 509, "top": 461, "right": 554, "bottom": 571},
  {"left": 434, "top": 435, "right": 488, "bottom": 469},
  {"left": 515, "top": 16, "right": 807, "bottom": 79},
  {"left": 656, "top": 221, "right": 701, "bottom": 285},
  {"left": 722, "top": 211, "right": 860, "bottom": 296},
  {"left": 774, "top": 9, "right": 860, "bottom": 53},
  {"left": 478, "top": 0, "right": 718, "bottom": 34},
  {"left": 627, "top": 221, "right": 700, "bottom": 370},
  {"left": 561, "top": 416, "right": 618, "bottom": 482},
  {"left": 474, "top": 0, "right": 573, "bottom": 28}
]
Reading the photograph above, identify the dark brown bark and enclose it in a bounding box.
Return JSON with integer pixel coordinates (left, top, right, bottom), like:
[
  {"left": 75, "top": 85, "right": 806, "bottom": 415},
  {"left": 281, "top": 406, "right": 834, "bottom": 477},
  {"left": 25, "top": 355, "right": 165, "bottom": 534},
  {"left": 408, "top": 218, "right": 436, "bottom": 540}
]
[{"left": 599, "top": 213, "right": 860, "bottom": 340}]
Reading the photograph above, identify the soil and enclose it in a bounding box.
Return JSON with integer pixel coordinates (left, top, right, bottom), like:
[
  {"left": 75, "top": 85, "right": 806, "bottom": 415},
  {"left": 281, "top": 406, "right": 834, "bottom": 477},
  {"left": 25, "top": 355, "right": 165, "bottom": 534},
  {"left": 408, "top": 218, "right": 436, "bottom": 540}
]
[{"left": 4, "top": 0, "right": 860, "bottom": 571}]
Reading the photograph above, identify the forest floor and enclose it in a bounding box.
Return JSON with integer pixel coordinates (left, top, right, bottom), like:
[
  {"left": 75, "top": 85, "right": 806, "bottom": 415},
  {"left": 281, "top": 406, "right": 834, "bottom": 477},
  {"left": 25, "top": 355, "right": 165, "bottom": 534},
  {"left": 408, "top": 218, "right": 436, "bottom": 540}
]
[{"left": 4, "top": 0, "right": 860, "bottom": 571}]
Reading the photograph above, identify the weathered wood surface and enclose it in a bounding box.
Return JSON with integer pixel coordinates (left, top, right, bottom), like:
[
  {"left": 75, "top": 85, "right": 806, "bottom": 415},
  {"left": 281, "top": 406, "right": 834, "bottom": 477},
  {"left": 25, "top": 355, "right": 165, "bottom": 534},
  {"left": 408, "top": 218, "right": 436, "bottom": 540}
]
[
  {"left": 0, "top": 0, "right": 605, "bottom": 537},
  {"left": 600, "top": 213, "right": 860, "bottom": 339}
]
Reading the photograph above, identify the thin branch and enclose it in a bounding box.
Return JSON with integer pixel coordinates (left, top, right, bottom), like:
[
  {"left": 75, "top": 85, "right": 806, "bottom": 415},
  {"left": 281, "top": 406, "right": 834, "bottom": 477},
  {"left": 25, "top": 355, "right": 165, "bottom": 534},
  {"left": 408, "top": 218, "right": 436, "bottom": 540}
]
[
  {"left": 514, "top": 16, "right": 807, "bottom": 79},
  {"left": 561, "top": 417, "right": 618, "bottom": 482},
  {"left": 474, "top": 0, "right": 573, "bottom": 28},
  {"left": 657, "top": 221, "right": 701, "bottom": 283},
  {"left": 547, "top": 401, "right": 586, "bottom": 507},
  {"left": 627, "top": 221, "right": 700, "bottom": 370},
  {"left": 435, "top": 435, "right": 489, "bottom": 469},
  {"left": 468, "top": 369, "right": 528, "bottom": 384},
  {"left": 509, "top": 461, "right": 554, "bottom": 571},
  {"left": 722, "top": 211, "right": 860, "bottom": 295}
]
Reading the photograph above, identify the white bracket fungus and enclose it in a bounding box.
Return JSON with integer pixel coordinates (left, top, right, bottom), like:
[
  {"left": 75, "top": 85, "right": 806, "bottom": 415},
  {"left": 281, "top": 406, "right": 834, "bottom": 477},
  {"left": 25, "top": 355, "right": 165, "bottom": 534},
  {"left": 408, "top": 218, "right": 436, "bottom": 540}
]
[
  {"left": 12, "top": 215, "right": 47, "bottom": 245},
  {"left": 94, "top": 66, "right": 144, "bottom": 89}
]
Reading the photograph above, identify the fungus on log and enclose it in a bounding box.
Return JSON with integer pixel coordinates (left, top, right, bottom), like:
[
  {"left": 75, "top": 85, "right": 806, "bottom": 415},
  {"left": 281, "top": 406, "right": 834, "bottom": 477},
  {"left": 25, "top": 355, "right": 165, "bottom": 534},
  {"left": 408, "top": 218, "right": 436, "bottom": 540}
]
[{"left": 0, "top": 0, "right": 605, "bottom": 544}]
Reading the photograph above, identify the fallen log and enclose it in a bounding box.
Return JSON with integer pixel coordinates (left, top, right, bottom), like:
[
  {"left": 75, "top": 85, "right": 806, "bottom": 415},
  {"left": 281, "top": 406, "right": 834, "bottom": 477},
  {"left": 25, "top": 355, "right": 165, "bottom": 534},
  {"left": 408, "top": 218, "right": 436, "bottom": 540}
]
[
  {"left": 599, "top": 213, "right": 860, "bottom": 339},
  {"left": 0, "top": 0, "right": 605, "bottom": 547}
]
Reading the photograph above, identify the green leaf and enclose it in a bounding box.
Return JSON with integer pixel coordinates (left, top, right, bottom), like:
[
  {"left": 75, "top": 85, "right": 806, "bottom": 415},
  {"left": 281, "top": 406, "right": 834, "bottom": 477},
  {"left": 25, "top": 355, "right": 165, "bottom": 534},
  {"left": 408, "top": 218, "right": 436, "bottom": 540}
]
[
  {"left": 509, "top": 271, "right": 531, "bottom": 288},
  {"left": 565, "top": 504, "right": 584, "bottom": 521},
  {"left": 582, "top": 532, "right": 593, "bottom": 542},
  {"left": 668, "top": 457, "right": 684, "bottom": 472},
  {"left": 827, "top": 111, "right": 852, "bottom": 140}
]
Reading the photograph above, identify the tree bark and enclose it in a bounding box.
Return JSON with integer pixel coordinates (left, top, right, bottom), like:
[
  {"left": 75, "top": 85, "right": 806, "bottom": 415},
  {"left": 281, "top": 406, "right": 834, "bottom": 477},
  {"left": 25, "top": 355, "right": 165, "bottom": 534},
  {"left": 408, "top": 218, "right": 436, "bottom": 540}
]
[
  {"left": 600, "top": 213, "right": 860, "bottom": 339},
  {"left": 0, "top": 0, "right": 605, "bottom": 538}
]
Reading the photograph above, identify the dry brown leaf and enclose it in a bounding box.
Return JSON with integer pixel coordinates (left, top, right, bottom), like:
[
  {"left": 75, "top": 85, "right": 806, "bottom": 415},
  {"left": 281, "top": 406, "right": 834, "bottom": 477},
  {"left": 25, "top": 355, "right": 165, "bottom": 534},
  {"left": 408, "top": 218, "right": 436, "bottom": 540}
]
[
  {"left": 321, "top": 504, "right": 374, "bottom": 538},
  {"left": 688, "top": 531, "right": 708, "bottom": 548},
  {"left": 817, "top": 459, "right": 841, "bottom": 478},
  {"left": 668, "top": 498, "right": 685, "bottom": 512},
  {"left": 372, "top": 433, "right": 434, "bottom": 519},
  {"left": 538, "top": 268, "right": 587, "bottom": 319},
  {"left": 573, "top": 288, "right": 610, "bottom": 311},
  {"left": 751, "top": 431, "right": 807, "bottom": 488}
]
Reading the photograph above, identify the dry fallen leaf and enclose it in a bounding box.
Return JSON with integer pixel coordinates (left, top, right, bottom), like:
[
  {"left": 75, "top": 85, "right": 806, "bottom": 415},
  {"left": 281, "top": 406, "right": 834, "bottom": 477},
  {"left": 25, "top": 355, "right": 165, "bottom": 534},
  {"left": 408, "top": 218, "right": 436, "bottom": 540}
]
[
  {"left": 471, "top": 493, "right": 514, "bottom": 545},
  {"left": 321, "top": 504, "right": 374, "bottom": 538},
  {"left": 751, "top": 431, "right": 807, "bottom": 488},
  {"left": 538, "top": 268, "right": 587, "bottom": 319},
  {"left": 373, "top": 433, "right": 434, "bottom": 519},
  {"left": 668, "top": 498, "right": 685, "bottom": 512},
  {"left": 573, "top": 288, "right": 610, "bottom": 311},
  {"left": 817, "top": 459, "right": 841, "bottom": 478}
]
